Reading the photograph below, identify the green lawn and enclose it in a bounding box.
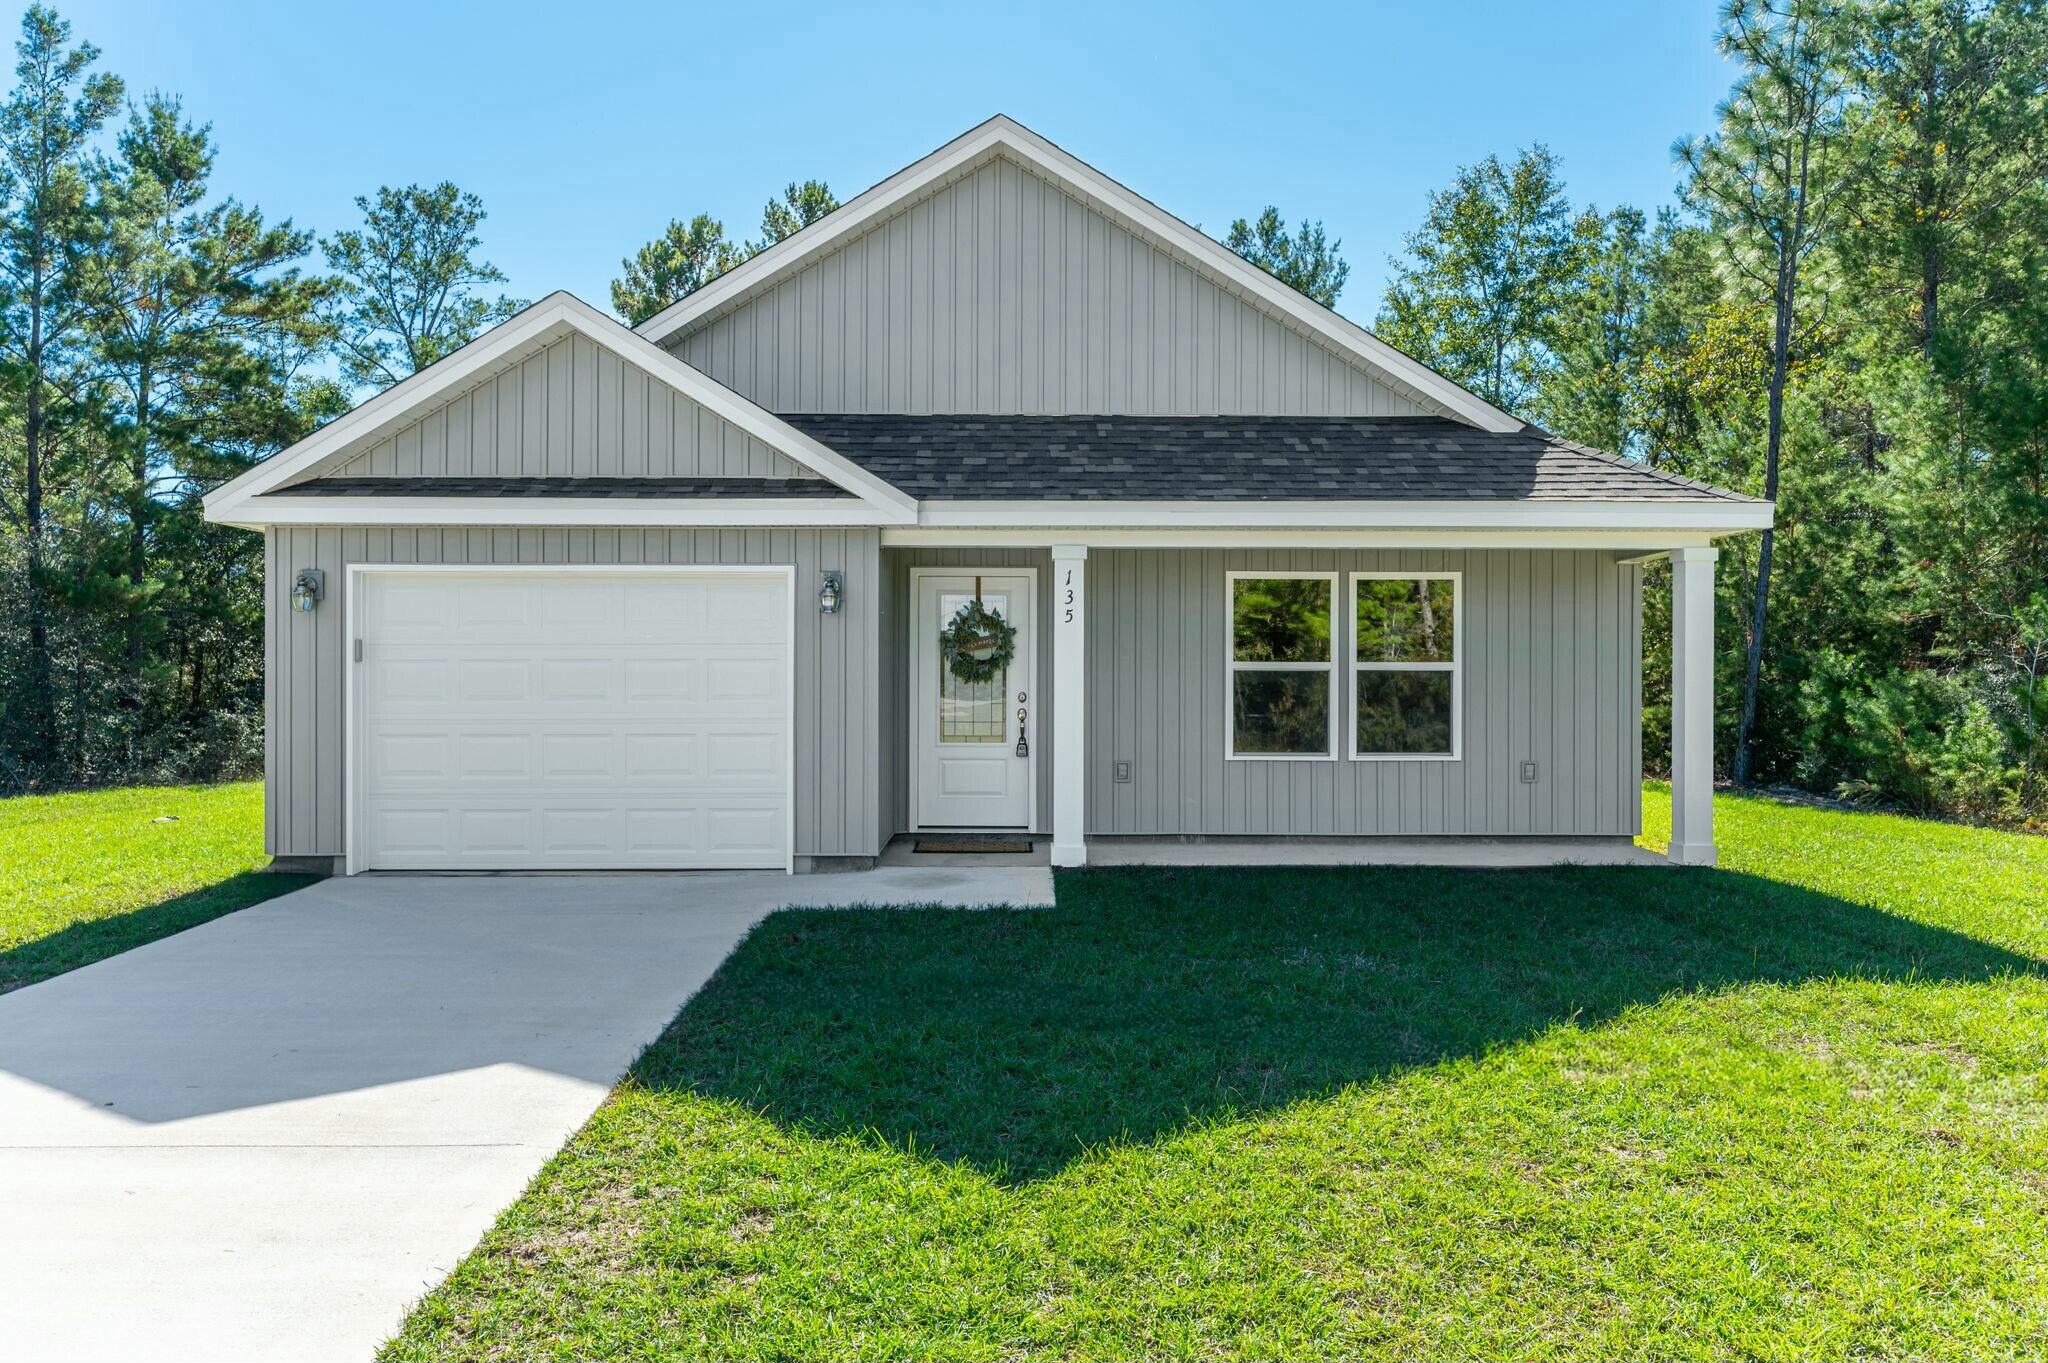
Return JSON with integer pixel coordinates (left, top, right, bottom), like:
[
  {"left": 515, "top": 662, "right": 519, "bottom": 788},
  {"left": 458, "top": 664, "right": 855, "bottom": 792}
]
[
  {"left": 0, "top": 781, "right": 311, "bottom": 993},
  {"left": 385, "top": 788, "right": 2048, "bottom": 1361}
]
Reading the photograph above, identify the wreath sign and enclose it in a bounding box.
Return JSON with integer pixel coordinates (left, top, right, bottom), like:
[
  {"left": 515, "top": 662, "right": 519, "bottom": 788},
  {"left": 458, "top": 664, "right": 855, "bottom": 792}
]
[{"left": 940, "top": 584, "right": 1017, "bottom": 684}]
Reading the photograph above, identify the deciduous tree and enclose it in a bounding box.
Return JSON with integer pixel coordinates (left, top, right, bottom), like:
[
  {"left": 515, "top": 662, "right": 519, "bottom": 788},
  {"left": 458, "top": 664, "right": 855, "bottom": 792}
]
[{"left": 1375, "top": 146, "right": 1580, "bottom": 411}]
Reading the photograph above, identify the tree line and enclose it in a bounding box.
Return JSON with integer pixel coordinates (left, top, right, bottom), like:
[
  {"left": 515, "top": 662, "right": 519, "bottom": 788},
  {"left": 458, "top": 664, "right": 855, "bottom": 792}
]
[
  {"left": 1359, "top": 0, "right": 2048, "bottom": 825},
  {"left": 3, "top": 0, "right": 2044, "bottom": 827}
]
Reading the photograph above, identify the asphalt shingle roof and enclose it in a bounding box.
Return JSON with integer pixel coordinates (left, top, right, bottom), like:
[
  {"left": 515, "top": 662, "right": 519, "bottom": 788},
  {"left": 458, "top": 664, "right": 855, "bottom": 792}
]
[{"left": 779, "top": 414, "right": 1755, "bottom": 503}]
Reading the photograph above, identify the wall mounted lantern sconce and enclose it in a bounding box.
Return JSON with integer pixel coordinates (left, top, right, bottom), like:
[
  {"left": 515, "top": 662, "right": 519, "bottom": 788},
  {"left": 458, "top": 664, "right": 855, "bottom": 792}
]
[
  {"left": 818, "top": 570, "right": 844, "bottom": 616},
  {"left": 291, "top": 568, "right": 326, "bottom": 614}
]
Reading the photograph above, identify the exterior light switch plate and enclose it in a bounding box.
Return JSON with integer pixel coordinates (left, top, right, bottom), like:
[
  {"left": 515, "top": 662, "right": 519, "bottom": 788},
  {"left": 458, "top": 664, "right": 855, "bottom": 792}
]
[
  {"left": 1113, "top": 760, "right": 1132, "bottom": 783},
  {"left": 1520, "top": 760, "right": 1539, "bottom": 783}
]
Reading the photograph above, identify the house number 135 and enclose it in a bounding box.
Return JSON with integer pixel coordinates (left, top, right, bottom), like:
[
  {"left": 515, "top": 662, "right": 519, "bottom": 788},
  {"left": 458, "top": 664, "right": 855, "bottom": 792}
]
[{"left": 1063, "top": 569, "right": 1075, "bottom": 623}]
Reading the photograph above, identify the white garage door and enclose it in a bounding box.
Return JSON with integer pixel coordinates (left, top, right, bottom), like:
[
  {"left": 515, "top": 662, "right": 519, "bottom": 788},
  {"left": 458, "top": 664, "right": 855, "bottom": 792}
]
[{"left": 353, "top": 569, "right": 791, "bottom": 871}]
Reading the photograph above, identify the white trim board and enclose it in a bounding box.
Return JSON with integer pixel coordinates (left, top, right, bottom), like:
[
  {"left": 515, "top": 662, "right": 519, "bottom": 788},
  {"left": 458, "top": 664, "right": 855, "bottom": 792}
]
[
  {"left": 632, "top": 115, "right": 1525, "bottom": 435},
  {"left": 205, "top": 293, "right": 916, "bottom": 528},
  {"left": 341, "top": 563, "right": 798, "bottom": 876}
]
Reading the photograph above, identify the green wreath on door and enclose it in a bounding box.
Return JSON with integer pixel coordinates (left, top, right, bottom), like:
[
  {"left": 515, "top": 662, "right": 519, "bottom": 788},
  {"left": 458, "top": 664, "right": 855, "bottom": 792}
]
[{"left": 940, "top": 597, "right": 1017, "bottom": 683}]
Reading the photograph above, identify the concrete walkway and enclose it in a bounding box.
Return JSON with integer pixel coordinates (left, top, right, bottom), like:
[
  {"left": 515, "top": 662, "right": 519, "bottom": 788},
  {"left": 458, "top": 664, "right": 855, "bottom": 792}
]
[{"left": 0, "top": 866, "right": 1052, "bottom": 1363}]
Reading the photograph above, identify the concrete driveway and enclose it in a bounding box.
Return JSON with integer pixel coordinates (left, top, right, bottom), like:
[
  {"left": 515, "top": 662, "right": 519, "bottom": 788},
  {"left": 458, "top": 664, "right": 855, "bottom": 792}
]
[{"left": 0, "top": 865, "right": 1051, "bottom": 1363}]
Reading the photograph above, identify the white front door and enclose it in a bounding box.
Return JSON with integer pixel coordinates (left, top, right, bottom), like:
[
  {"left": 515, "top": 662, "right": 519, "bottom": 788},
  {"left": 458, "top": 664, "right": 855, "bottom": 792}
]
[{"left": 913, "top": 570, "right": 1034, "bottom": 829}]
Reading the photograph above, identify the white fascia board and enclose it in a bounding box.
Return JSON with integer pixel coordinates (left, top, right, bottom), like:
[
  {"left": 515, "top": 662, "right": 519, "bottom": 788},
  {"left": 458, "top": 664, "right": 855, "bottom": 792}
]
[
  {"left": 909, "top": 498, "right": 1775, "bottom": 533},
  {"left": 883, "top": 527, "right": 1722, "bottom": 551},
  {"left": 632, "top": 115, "right": 1524, "bottom": 434},
  {"left": 216, "top": 496, "right": 891, "bottom": 530},
  {"left": 204, "top": 292, "right": 916, "bottom": 527}
]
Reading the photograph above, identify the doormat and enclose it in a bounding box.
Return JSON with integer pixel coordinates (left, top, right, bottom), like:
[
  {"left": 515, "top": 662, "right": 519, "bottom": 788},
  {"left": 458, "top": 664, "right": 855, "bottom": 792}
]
[{"left": 914, "top": 836, "right": 1034, "bottom": 854}]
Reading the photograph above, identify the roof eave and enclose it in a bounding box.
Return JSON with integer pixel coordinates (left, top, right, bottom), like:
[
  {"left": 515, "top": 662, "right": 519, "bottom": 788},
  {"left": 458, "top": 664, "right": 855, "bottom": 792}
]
[
  {"left": 215, "top": 495, "right": 897, "bottom": 530},
  {"left": 910, "top": 498, "right": 1774, "bottom": 534}
]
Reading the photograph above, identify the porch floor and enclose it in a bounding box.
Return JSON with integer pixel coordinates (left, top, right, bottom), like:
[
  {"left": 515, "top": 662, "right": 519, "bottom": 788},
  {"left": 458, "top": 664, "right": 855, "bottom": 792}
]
[{"left": 1085, "top": 838, "right": 1665, "bottom": 869}]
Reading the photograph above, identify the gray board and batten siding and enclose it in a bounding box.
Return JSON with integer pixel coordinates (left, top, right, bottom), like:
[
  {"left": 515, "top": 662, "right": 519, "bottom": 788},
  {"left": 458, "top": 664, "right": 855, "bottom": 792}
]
[
  {"left": 873, "top": 546, "right": 1646, "bottom": 842},
  {"left": 295, "top": 332, "right": 817, "bottom": 484},
  {"left": 1083, "top": 548, "right": 1646, "bottom": 839},
  {"left": 666, "top": 153, "right": 1449, "bottom": 420},
  {"left": 263, "top": 527, "right": 883, "bottom": 864},
  {"left": 268, "top": 538, "right": 1646, "bottom": 862}
]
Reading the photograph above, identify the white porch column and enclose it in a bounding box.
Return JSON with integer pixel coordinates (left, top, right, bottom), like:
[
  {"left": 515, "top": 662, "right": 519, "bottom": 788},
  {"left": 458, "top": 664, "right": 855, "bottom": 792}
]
[
  {"left": 1669, "top": 546, "right": 1719, "bottom": 867},
  {"left": 1050, "top": 544, "right": 1088, "bottom": 867}
]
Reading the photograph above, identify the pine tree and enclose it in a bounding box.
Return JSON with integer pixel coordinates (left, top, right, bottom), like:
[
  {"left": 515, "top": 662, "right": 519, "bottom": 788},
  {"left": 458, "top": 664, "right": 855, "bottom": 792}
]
[
  {"left": 321, "top": 182, "right": 520, "bottom": 392},
  {"left": 610, "top": 213, "right": 739, "bottom": 326},
  {"left": 86, "top": 94, "right": 333, "bottom": 745},
  {"left": 1224, "top": 207, "right": 1351, "bottom": 307},
  {"left": 753, "top": 179, "right": 837, "bottom": 252},
  {"left": 0, "top": 4, "right": 120, "bottom": 779},
  {"left": 1676, "top": 0, "right": 1850, "bottom": 784}
]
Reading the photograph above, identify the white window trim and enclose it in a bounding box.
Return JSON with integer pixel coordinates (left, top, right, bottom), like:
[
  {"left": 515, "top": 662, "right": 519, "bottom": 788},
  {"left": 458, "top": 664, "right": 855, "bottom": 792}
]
[
  {"left": 1350, "top": 571, "right": 1463, "bottom": 763},
  {"left": 1224, "top": 570, "right": 1338, "bottom": 762}
]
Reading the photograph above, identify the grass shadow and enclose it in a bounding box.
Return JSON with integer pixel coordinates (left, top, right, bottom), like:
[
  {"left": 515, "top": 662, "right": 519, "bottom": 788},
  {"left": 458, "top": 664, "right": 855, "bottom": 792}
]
[
  {"left": 0, "top": 870, "right": 316, "bottom": 994},
  {"left": 630, "top": 863, "right": 2042, "bottom": 1184}
]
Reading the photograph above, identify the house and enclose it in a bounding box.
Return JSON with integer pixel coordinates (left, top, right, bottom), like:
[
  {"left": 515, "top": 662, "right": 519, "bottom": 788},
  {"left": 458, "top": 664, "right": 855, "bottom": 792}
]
[{"left": 203, "top": 115, "right": 1769, "bottom": 876}]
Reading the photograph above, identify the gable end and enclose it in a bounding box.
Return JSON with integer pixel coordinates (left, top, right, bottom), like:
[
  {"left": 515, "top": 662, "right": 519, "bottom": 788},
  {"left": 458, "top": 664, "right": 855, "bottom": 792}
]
[
  {"left": 667, "top": 152, "right": 1451, "bottom": 420},
  {"left": 300, "top": 332, "right": 815, "bottom": 484}
]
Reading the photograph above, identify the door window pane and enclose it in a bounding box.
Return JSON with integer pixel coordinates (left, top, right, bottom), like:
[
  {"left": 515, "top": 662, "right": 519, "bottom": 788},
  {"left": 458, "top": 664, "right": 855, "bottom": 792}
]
[
  {"left": 937, "top": 592, "right": 1008, "bottom": 743},
  {"left": 1232, "top": 577, "right": 1331, "bottom": 663},
  {"left": 1232, "top": 670, "right": 1331, "bottom": 755},
  {"left": 1356, "top": 670, "right": 1455, "bottom": 755},
  {"left": 1356, "top": 578, "right": 1456, "bottom": 662}
]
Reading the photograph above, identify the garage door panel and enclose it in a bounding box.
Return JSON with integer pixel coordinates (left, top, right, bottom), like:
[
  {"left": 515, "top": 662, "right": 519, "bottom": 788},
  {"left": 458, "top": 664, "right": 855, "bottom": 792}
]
[
  {"left": 457, "top": 659, "right": 534, "bottom": 705},
  {"left": 356, "top": 570, "right": 790, "bottom": 871},
  {"left": 537, "top": 580, "right": 623, "bottom": 632},
  {"left": 456, "top": 732, "right": 533, "bottom": 780},
  {"left": 539, "top": 659, "right": 619, "bottom": 705},
  {"left": 367, "top": 806, "right": 453, "bottom": 856},
  {"left": 705, "top": 657, "right": 783, "bottom": 705},
  {"left": 707, "top": 731, "right": 783, "bottom": 779},
  {"left": 707, "top": 804, "right": 784, "bottom": 854},
  {"left": 454, "top": 579, "right": 536, "bottom": 631},
  {"left": 705, "top": 578, "right": 789, "bottom": 632},
  {"left": 537, "top": 732, "right": 621, "bottom": 780},
  {"left": 623, "top": 733, "right": 703, "bottom": 779},
  {"left": 538, "top": 808, "right": 618, "bottom": 854},
  {"left": 623, "top": 658, "right": 702, "bottom": 705},
  {"left": 459, "top": 808, "right": 536, "bottom": 854}
]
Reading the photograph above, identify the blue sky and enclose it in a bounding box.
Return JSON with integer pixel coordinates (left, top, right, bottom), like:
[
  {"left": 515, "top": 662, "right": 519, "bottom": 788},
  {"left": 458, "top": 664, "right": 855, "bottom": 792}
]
[{"left": 59, "top": 0, "right": 1730, "bottom": 326}]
